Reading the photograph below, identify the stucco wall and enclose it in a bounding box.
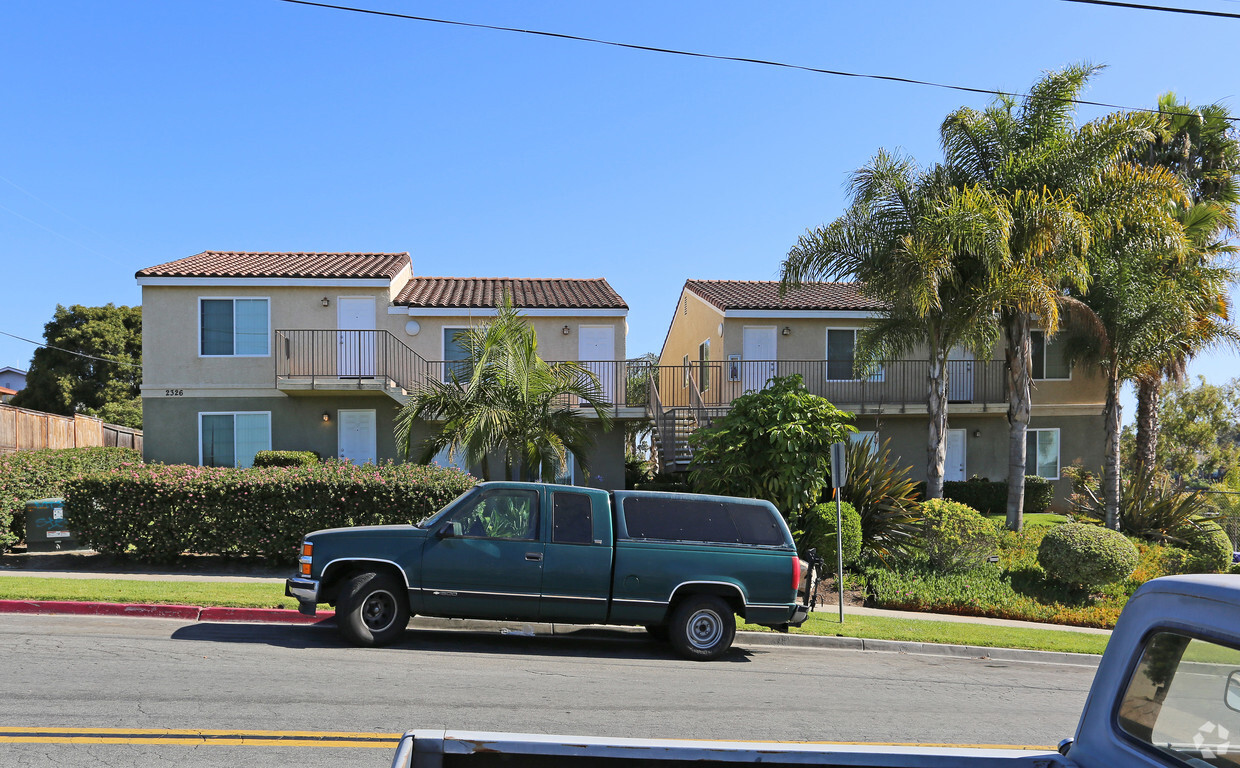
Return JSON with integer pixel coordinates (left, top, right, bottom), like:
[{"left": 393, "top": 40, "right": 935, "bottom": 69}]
[{"left": 390, "top": 312, "right": 626, "bottom": 362}]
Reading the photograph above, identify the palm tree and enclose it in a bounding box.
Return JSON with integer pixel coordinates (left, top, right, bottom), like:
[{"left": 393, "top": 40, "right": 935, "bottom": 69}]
[
  {"left": 1131, "top": 97, "right": 1240, "bottom": 477},
  {"left": 395, "top": 296, "right": 613, "bottom": 481},
  {"left": 781, "top": 150, "right": 1010, "bottom": 500},
  {"left": 940, "top": 64, "right": 1177, "bottom": 530}
]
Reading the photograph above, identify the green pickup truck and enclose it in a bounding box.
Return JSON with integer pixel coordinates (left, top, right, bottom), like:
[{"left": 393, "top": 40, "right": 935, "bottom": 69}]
[{"left": 285, "top": 481, "right": 810, "bottom": 660}]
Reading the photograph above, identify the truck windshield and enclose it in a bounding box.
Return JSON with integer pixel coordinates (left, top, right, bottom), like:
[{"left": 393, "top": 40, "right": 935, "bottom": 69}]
[{"left": 416, "top": 488, "right": 479, "bottom": 529}]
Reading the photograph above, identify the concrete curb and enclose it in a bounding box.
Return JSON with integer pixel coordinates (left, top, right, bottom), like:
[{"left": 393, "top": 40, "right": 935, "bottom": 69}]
[{"left": 0, "top": 599, "right": 1103, "bottom": 666}]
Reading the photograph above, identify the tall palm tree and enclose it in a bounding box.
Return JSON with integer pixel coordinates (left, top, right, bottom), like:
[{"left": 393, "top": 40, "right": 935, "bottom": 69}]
[
  {"left": 941, "top": 64, "right": 1176, "bottom": 530},
  {"left": 395, "top": 296, "right": 612, "bottom": 481},
  {"left": 1131, "top": 97, "right": 1240, "bottom": 477},
  {"left": 781, "top": 150, "right": 1010, "bottom": 500}
]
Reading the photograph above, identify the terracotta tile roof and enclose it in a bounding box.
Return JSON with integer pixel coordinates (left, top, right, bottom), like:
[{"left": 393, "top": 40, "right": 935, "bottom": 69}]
[
  {"left": 0, "top": 386, "right": 16, "bottom": 396},
  {"left": 396, "top": 277, "right": 628, "bottom": 310},
  {"left": 684, "top": 280, "right": 886, "bottom": 311},
  {"left": 136, "top": 252, "right": 410, "bottom": 280}
]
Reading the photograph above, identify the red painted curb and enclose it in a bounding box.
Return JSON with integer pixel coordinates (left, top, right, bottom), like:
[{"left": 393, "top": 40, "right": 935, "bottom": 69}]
[
  {"left": 0, "top": 599, "right": 200, "bottom": 620},
  {"left": 199, "top": 606, "right": 334, "bottom": 624}
]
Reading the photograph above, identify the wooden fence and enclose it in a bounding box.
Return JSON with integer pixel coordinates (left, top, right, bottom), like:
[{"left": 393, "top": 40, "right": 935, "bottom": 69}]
[{"left": 0, "top": 404, "right": 142, "bottom": 456}]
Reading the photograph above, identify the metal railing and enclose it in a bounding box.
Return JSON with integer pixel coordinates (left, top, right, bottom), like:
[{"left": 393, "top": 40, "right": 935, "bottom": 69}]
[
  {"left": 275, "top": 329, "right": 433, "bottom": 393},
  {"left": 653, "top": 359, "right": 1007, "bottom": 411}
]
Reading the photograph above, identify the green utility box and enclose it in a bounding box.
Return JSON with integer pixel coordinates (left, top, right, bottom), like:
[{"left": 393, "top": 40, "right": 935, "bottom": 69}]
[{"left": 25, "top": 498, "right": 84, "bottom": 552}]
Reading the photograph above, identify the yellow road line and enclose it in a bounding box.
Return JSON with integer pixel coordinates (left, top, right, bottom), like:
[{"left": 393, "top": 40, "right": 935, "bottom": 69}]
[{"left": 0, "top": 727, "right": 401, "bottom": 748}]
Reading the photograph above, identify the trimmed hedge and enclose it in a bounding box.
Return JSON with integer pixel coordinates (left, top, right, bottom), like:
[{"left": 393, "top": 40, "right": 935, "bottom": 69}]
[
  {"left": 933, "top": 476, "right": 1055, "bottom": 515},
  {"left": 0, "top": 447, "right": 143, "bottom": 550},
  {"left": 921, "top": 498, "right": 998, "bottom": 572},
  {"left": 1179, "top": 519, "right": 1234, "bottom": 573},
  {"left": 796, "top": 501, "right": 861, "bottom": 571},
  {"left": 63, "top": 461, "right": 476, "bottom": 563},
  {"left": 1038, "top": 523, "right": 1138, "bottom": 589},
  {"left": 252, "top": 450, "right": 319, "bottom": 468}
]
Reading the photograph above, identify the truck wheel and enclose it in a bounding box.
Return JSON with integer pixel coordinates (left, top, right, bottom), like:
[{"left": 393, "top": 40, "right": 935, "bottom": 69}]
[
  {"left": 669, "top": 595, "right": 736, "bottom": 661},
  {"left": 337, "top": 571, "right": 409, "bottom": 647}
]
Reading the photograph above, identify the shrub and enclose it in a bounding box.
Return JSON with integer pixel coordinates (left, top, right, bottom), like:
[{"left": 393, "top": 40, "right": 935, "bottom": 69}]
[
  {"left": 1178, "top": 519, "right": 1234, "bottom": 574},
  {"left": 0, "top": 447, "right": 142, "bottom": 550},
  {"left": 920, "top": 498, "right": 998, "bottom": 572},
  {"left": 795, "top": 501, "right": 861, "bottom": 572},
  {"left": 1070, "top": 465, "right": 1217, "bottom": 544},
  {"left": 1038, "top": 523, "right": 1138, "bottom": 589},
  {"left": 252, "top": 450, "right": 319, "bottom": 468},
  {"left": 62, "top": 461, "right": 477, "bottom": 563},
  {"left": 841, "top": 437, "right": 922, "bottom": 562},
  {"left": 928, "top": 476, "right": 1055, "bottom": 515}
]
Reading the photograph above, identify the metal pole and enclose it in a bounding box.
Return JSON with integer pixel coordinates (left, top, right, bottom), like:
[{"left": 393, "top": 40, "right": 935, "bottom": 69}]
[{"left": 836, "top": 486, "right": 844, "bottom": 623}]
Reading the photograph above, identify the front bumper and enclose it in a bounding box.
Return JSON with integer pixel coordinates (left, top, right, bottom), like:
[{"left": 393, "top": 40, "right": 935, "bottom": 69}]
[{"left": 285, "top": 577, "right": 321, "bottom": 616}]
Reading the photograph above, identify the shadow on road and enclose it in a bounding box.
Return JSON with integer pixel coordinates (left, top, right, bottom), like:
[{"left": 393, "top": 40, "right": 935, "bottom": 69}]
[{"left": 169, "top": 622, "right": 757, "bottom": 663}]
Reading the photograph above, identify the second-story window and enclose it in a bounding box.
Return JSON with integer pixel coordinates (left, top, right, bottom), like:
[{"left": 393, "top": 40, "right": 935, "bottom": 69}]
[
  {"left": 200, "top": 298, "right": 269, "bottom": 357},
  {"left": 1031, "top": 331, "right": 1071, "bottom": 380},
  {"left": 698, "top": 340, "right": 710, "bottom": 392},
  {"left": 443, "top": 327, "right": 472, "bottom": 383},
  {"left": 826, "top": 329, "right": 857, "bottom": 380}
]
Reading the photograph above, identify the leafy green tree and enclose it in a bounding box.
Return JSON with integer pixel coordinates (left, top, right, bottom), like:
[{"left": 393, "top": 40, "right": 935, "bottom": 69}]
[
  {"left": 12, "top": 304, "right": 142, "bottom": 428},
  {"left": 781, "top": 151, "right": 1008, "bottom": 500},
  {"left": 1125, "top": 376, "right": 1240, "bottom": 482},
  {"left": 688, "top": 374, "right": 855, "bottom": 523},
  {"left": 1131, "top": 96, "right": 1240, "bottom": 475},
  {"left": 941, "top": 64, "right": 1179, "bottom": 530},
  {"left": 395, "top": 296, "right": 612, "bottom": 481}
]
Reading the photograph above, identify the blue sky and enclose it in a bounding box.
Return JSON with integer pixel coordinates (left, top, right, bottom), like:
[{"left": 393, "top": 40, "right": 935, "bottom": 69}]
[{"left": 2, "top": 0, "right": 1237, "bottom": 414}]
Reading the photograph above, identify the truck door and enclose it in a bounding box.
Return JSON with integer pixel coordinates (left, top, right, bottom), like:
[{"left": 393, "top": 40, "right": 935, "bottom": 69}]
[
  {"left": 539, "top": 489, "right": 612, "bottom": 623},
  {"left": 420, "top": 486, "right": 544, "bottom": 621}
]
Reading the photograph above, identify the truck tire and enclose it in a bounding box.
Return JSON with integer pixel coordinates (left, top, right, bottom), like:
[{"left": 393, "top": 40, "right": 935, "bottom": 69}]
[
  {"left": 669, "top": 595, "right": 736, "bottom": 661},
  {"left": 337, "top": 571, "right": 409, "bottom": 647}
]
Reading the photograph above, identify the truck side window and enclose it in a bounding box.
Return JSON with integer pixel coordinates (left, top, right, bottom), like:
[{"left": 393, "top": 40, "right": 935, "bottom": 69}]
[
  {"left": 552, "top": 492, "right": 593, "bottom": 544},
  {"left": 623, "top": 498, "right": 742, "bottom": 544},
  {"left": 1117, "top": 630, "right": 1240, "bottom": 767},
  {"left": 449, "top": 489, "right": 540, "bottom": 540},
  {"left": 726, "top": 503, "right": 787, "bottom": 546}
]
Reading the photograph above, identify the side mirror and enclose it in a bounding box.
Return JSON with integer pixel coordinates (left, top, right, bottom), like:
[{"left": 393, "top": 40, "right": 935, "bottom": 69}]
[
  {"left": 1226, "top": 671, "right": 1240, "bottom": 712},
  {"left": 436, "top": 522, "right": 462, "bottom": 539}
]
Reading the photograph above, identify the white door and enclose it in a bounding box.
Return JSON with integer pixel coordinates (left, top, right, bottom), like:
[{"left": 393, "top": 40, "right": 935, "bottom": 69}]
[
  {"left": 945, "top": 429, "right": 967, "bottom": 482},
  {"left": 742, "top": 326, "right": 777, "bottom": 392},
  {"left": 337, "top": 297, "right": 376, "bottom": 377},
  {"left": 338, "top": 409, "right": 377, "bottom": 465},
  {"left": 946, "top": 346, "right": 974, "bottom": 402},
  {"left": 578, "top": 326, "right": 615, "bottom": 403}
]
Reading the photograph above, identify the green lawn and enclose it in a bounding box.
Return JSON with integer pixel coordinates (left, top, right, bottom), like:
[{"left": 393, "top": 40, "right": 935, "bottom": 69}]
[
  {"left": 984, "top": 512, "right": 1068, "bottom": 527},
  {"left": 0, "top": 577, "right": 298, "bottom": 609},
  {"left": 0, "top": 575, "right": 1109, "bottom": 655}
]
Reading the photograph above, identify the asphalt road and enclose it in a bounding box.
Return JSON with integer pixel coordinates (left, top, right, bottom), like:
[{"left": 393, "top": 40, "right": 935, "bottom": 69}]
[{"left": 0, "top": 614, "right": 1099, "bottom": 767}]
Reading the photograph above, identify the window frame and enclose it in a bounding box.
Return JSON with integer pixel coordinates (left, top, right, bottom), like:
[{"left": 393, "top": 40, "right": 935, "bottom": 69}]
[
  {"left": 825, "top": 328, "right": 884, "bottom": 382},
  {"left": 850, "top": 430, "right": 880, "bottom": 456},
  {"left": 551, "top": 490, "right": 595, "bottom": 545},
  {"left": 197, "top": 297, "right": 271, "bottom": 358},
  {"left": 197, "top": 411, "right": 272, "bottom": 468},
  {"left": 682, "top": 354, "right": 690, "bottom": 388},
  {"left": 698, "top": 339, "right": 710, "bottom": 392},
  {"left": 1031, "top": 330, "right": 1072, "bottom": 381},
  {"left": 1025, "top": 427, "right": 1061, "bottom": 480},
  {"left": 447, "top": 487, "right": 541, "bottom": 542},
  {"left": 441, "top": 325, "right": 473, "bottom": 384}
]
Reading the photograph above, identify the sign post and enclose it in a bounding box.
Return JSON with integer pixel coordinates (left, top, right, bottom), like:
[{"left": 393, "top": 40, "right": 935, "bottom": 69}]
[{"left": 829, "top": 442, "right": 847, "bottom": 623}]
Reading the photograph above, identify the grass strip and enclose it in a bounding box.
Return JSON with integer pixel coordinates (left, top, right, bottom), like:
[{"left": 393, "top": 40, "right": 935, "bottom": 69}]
[
  {"left": 739, "top": 611, "right": 1109, "bottom": 656},
  {"left": 0, "top": 576, "right": 1110, "bottom": 654},
  {"left": 0, "top": 577, "right": 298, "bottom": 609}
]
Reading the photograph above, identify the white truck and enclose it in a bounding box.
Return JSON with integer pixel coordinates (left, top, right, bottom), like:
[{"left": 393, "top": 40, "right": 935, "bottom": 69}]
[{"left": 388, "top": 574, "right": 1240, "bottom": 767}]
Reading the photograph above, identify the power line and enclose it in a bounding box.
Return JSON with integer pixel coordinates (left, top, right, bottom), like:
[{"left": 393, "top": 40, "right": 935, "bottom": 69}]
[
  {"left": 0, "top": 330, "right": 142, "bottom": 369},
  {"left": 1059, "top": 0, "right": 1240, "bottom": 18},
  {"left": 276, "top": 0, "right": 1238, "bottom": 124}
]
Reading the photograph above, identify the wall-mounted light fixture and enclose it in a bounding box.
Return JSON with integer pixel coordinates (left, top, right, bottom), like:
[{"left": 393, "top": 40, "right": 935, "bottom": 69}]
[
  {"left": 320, "top": 297, "right": 330, "bottom": 307},
  {"left": 972, "top": 429, "right": 981, "bottom": 438},
  {"left": 781, "top": 326, "right": 791, "bottom": 336},
  {"left": 562, "top": 325, "right": 571, "bottom": 335},
  {"left": 322, "top": 412, "right": 331, "bottom": 423}
]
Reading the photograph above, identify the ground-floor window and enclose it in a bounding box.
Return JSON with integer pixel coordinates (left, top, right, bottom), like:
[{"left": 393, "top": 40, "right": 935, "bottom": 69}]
[
  {"left": 199, "top": 412, "right": 271, "bottom": 468},
  {"left": 850, "top": 430, "right": 880, "bottom": 455},
  {"left": 1026, "top": 428, "right": 1060, "bottom": 479}
]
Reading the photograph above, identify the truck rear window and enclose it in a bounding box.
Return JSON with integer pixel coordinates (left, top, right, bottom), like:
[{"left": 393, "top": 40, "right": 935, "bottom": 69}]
[{"left": 621, "top": 497, "right": 786, "bottom": 546}]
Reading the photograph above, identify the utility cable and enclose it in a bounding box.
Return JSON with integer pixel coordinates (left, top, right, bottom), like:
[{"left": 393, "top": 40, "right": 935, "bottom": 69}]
[
  {"left": 276, "top": 0, "right": 1238, "bottom": 123},
  {"left": 1059, "top": 0, "right": 1240, "bottom": 19},
  {"left": 0, "top": 330, "right": 142, "bottom": 369}
]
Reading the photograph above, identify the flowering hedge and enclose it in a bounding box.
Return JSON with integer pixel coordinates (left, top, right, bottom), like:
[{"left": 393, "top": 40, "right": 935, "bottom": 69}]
[
  {"left": 0, "top": 447, "right": 143, "bottom": 551},
  {"left": 62, "top": 461, "right": 476, "bottom": 563}
]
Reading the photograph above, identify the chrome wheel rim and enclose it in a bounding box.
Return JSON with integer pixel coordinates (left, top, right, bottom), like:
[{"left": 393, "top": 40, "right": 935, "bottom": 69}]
[
  {"left": 686, "top": 608, "right": 724, "bottom": 650},
  {"left": 361, "top": 589, "right": 398, "bottom": 632}
]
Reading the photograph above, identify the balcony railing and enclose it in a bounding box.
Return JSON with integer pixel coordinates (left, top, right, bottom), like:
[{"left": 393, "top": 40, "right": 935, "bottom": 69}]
[{"left": 652, "top": 359, "right": 1007, "bottom": 411}]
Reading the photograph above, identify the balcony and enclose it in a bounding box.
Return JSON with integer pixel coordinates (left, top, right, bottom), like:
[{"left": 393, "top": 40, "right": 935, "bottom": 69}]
[{"left": 651, "top": 359, "right": 1007, "bottom": 413}]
